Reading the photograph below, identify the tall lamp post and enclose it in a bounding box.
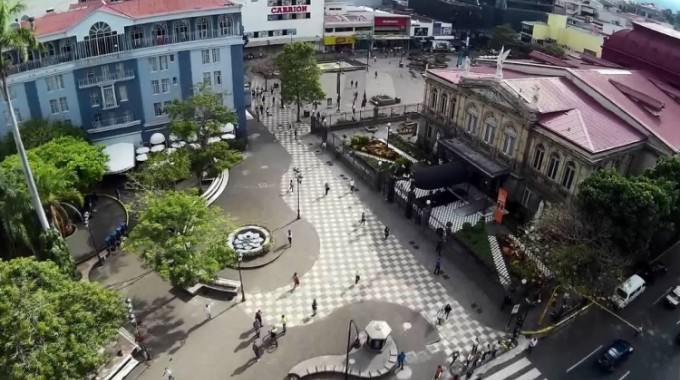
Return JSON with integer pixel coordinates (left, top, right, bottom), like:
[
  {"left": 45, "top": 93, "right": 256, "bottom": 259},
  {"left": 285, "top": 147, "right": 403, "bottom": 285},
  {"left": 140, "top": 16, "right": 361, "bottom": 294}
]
[
  {"left": 386, "top": 122, "right": 391, "bottom": 150},
  {"left": 344, "top": 319, "right": 361, "bottom": 380},
  {"left": 294, "top": 167, "right": 303, "bottom": 219},
  {"left": 336, "top": 62, "right": 342, "bottom": 112},
  {"left": 237, "top": 252, "right": 246, "bottom": 302},
  {"left": 83, "top": 211, "right": 102, "bottom": 265}
]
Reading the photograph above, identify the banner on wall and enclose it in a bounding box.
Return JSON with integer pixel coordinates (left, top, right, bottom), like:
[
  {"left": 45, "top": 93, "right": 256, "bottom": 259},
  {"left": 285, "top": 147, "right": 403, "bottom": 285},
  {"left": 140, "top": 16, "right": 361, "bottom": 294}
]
[
  {"left": 374, "top": 16, "right": 409, "bottom": 29},
  {"left": 494, "top": 188, "right": 508, "bottom": 224},
  {"left": 323, "top": 36, "right": 356, "bottom": 45}
]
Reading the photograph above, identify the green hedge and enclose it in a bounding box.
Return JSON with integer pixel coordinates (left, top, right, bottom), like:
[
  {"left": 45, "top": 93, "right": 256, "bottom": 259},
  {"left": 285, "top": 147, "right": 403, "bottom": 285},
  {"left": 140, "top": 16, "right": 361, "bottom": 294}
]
[{"left": 455, "top": 220, "right": 495, "bottom": 270}]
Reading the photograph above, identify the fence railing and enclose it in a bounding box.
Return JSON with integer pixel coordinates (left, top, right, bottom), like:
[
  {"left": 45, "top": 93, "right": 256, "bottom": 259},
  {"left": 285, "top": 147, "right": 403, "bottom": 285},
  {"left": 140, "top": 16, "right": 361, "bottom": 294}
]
[
  {"left": 78, "top": 69, "right": 136, "bottom": 88},
  {"left": 90, "top": 112, "right": 139, "bottom": 133},
  {"left": 319, "top": 103, "right": 422, "bottom": 128}
]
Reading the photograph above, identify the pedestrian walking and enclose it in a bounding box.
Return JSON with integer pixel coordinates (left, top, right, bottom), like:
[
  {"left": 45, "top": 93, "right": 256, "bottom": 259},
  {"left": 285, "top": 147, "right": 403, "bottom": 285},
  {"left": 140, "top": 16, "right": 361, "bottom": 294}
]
[
  {"left": 434, "top": 257, "right": 441, "bottom": 275},
  {"left": 349, "top": 179, "right": 355, "bottom": 192},
  {"left": 266, "top": 107, "right": 271, "bottom": 117},
  {"left": 294, "top": 128, "right": 298, "bottom": 139},
  {"left": 261, "top": 95, "right": 265, "bottom": 103},
  {"left": 472, "top": 337, "right": 480, "bottom": 355},
  {"left": 465, "top": 369, "right": 474, "bottom": 379},
  {"left": 350, "top": 79, "right": 354, "bottom": 87},
  {"left": 252, "top": 341, "right": 260, "bottom": 360},
  {"left": 255, "top": 310, "right": 263, "bottom": 325},
  {"left": 434, "top": 364, "right": 444, "bottom": 379},
  {"left": 436, "top": 240, "right": 443, "bottom": 255},
  {"left": 270, "top": 87, "right": 274, "bottom": 95},
  {"left": 291, "top": 272, "right": 300, "bottom": 291},
  {"left": 162, "top": 367, "right": 174, "bottom": 380},
  {"left": 491, "top": 341, "right": 498, "bottom": 357},
  {"left": 527, "top": 337, "right": 538, "bottom": 354},
  {"left": 325, "top": 182, "right": 331, "bottom": 196},
  {"left": 281, "top": 314, "right": 288, "bottom": 334},
  {"left": 444, "top": 303, "right": 452, "bottom": 319},
  {"left": 259, "top": 104, "right": 264, "bottom": 115},
  {"left": 397, "top": 351, "right": 406, "bottom": 370},
  {"left": 355, "top": 272, "right": 361, "bottom": 285},
  {"left": 312, "top": 299, "right": 317, "bottom": 316},
  {"left": 204, "top": 303, "right": 212, "bottom": 320},
  {"left": 360, "top": 212, "right": 366, "bottom": 226},
  {"left": 374, "top": 56, "right": 377, "bottom": 63},
  {"left": 253, "top": 318, "right": 262, "bottom": 338},
  {"left": 384, "top": 226, "right": 390, "bottom": 240},
  {"left": 451, "top": 350, "right": 460, "bottom": 364},
  {"left": 374, "top": 71, "right": 378, "bottom": 78},
  {"left": 287, "top": 229, "right": 292, "bottom": 246},
  {"left": 436, "top": 308, "right": 444, "bottom": 325}
]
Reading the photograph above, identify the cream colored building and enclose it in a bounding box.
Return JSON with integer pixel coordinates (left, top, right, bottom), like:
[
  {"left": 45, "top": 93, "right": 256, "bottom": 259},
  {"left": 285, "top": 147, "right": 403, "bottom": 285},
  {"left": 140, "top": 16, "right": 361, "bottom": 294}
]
[{"left": 418, "top": 61, "right": 680, "bottom": 214}]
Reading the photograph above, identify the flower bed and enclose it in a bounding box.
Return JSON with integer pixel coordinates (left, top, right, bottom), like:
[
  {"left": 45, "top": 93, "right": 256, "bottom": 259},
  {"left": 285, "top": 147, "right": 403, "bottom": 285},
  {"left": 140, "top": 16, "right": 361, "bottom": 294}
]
[
  {"left": 227, "top": 225, "right": 272, "bottom": 259},
  {"left": 350, "top": 135, "right": 400, "bottom": 161}
]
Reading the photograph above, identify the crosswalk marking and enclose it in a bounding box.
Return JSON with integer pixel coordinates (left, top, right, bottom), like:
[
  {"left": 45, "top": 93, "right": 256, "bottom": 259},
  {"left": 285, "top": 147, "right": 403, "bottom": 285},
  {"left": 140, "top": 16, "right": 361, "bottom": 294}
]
[
  {"left": 515, "top": 368, "right": 542, "bottom": 380},
  {"left": 485, "top": 358, "right": 532, "bottom": 380}
]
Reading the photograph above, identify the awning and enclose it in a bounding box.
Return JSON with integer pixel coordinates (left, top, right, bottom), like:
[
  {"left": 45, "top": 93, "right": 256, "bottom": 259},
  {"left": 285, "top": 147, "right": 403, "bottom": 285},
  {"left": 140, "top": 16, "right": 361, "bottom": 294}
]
[
  {"left": 103, "top": 143, "right": 135, "bottom": 174},
  {"left": 412, "top": 161, "right": 469, "bottom": 190},
  {"left": 439, "top": 138, "right": 510, "bottom": 178}
]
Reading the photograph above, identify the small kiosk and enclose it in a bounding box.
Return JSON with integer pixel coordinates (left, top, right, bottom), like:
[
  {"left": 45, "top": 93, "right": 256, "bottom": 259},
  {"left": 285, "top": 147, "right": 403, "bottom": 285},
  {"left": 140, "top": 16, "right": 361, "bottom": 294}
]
[{"left": 364, "top": 320, "right": 392, "bottom": 352}]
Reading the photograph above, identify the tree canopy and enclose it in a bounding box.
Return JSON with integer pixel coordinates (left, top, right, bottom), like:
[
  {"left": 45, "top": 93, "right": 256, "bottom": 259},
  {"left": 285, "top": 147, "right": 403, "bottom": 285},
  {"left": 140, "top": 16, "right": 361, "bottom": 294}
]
[
  {"left": 0, "top": 258, "right": 125, "bottom": 380},
  {"left": 124, "top": 190, "right": 236, "bottom": 287},
  {"left": 490, "top": 24, "right": 518, "bottom": 50},
  {"left": 127, "top": 150, "right": 191, "bottom": 191},
  {"left": 0, "top": 119, "right": 86, "bottom": 160},
  {"left": 274, "top": 42, "right": 325, "bottom": 122},
  {"left": 166, "top": 84, "right": 242, "bottom": 189}
]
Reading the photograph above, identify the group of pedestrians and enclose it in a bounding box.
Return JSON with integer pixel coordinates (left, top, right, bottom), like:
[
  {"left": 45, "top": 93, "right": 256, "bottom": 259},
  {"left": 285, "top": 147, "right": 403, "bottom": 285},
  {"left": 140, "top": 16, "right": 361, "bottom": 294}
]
[{"left": 250, "top": 309, "right": 288, "bottom": 361}]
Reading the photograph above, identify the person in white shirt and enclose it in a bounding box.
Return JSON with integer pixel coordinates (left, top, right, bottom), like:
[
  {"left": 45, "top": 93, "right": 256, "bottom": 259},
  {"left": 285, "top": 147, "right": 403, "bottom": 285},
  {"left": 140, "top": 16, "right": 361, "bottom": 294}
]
[{"left": 162, "top": 367, "right": 174, "bottom": 380}]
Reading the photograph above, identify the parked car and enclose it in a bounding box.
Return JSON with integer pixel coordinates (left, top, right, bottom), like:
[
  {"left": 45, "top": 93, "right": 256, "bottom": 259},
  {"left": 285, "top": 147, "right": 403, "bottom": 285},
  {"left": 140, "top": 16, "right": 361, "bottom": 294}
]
[
  {"left": 665, "top": 286, "right": 680, "bottom": 308},
  {"left": 596, "top": 340, "right": 634, "bottom": 372}
]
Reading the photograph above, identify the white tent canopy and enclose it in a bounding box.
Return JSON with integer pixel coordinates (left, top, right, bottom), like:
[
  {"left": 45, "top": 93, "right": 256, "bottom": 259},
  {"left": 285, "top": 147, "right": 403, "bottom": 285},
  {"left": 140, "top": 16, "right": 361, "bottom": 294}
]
[
  {"left": 136, "top": 154, "right": 149, "bottom": 162},
  {"left": 150, "top": 133, "right": 166, "bottom": 145},
  {"left": 220, "top": 123, "right": 235, "bottom": 133},
  {"left": 150, "top": 145, "right": 165, "bottom": 153},
  {"left": 103, "top": 143, "right": 136, "bottom": 174}
]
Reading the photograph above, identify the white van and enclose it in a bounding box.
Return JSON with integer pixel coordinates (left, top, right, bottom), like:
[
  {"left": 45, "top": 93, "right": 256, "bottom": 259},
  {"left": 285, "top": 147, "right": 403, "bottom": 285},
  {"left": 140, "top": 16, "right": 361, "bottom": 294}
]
[{"left": 611, "top": 275, "right": 646, "bottom": 309}]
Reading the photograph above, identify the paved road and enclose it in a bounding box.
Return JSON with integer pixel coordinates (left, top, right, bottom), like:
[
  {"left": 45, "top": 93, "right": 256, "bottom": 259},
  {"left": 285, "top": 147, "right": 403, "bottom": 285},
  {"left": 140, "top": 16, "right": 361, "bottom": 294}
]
[{"left": 531, "top": 242, "right": 680, "bottom": 380}]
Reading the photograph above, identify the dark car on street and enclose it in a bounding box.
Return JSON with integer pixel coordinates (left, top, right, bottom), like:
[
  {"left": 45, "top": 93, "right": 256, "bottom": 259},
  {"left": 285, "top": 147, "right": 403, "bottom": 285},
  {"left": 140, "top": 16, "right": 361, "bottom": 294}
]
[{"left": 596, "top": 340, "right": 634, "bottom": 372}]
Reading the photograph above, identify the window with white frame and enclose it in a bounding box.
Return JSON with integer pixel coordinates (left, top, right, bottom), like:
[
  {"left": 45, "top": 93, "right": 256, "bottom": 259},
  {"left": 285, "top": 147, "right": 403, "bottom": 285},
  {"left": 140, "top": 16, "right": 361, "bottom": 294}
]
[
  {"left": 197, "top": 17, "right": 209, "bottom": 39},
  {"left": 218, "top": 15, "right": 233, "bottom": 35},
  {"left": 102, "top": 85, "right": 116, "bottom": 108},
  {"left": 50, "top": 99, "right": 59, "bottom": 114},
  {"left": 148, "top": 57, "right": 158, "bottom": 71},
  {"left": 132, "top": 27, "right": 144, "bottom": 47},
  {"left": 547, "top": 152, "right": 561, "bottom": 180},
  {"left": 501, "top": 126, "right": 516, "bottom": 156},
  {"left": 429, "top": 88, "right": 437, "bottom": 108},
  {"left": 119, "top": 85, "right": 128, "bottom": 101},
  {"left": 153, "top": 102, "right": 163, "bottom": 116},
  {"left": 213, "top": 71, "right": 222, "bottom": 85},
  {"left": 90, "top": 91, "right": 100, "bottom": 107},
  {"left": 531, "top": 144, "right": 545, "bottom": 170},
  {"left": 201, "top": 49, "right": 210, "bottom": 64},
  {"left": 483, "top": 116, "right": 497, "bottom": 145},
  {"left": 151, "top": 80, "right": 160, "bottom": 94},
  {"left": 561, "top": 162, "right": 576, "bottom": 190},
  {"left": 59, "top": 97, "right": 69, "bottom": 112},
  {"left": 174, "top": 21, "right": 189, "bottom": 41},
  {"left": 465, "top": 105, "right": 479, "bottom": 134},
  {"left": 161, "top": 79, "right": 169, "bottom": 93},
  {"left": 153, "top": 23, "right": 167, "bottom": 43},
  {"left": 211, "top": 48, "right": 220, "bottom": 63},
  {"left": 93, "top": 113, "right": 102, "bottom": 124},
  {"left": 438, "top": 93, "right": 447, "bottom": 113},
  {"left": 159, "top": 55, "right": 168, "bottom": 70},
  {"left": 521, "top": 187, "right": 534, "bottom": 208},
  {"left": 163, "top": 101, "right": 172, "bottom": 113},
  {"left": 61, "top": 40, "right": 73, "bottom": 55},
  {"left": 448, "top": 98, "right": 456, "bottom": 119},
  {"left": 46, "top": 75, "right": 64, "bottom": 91},
  {"left": 45, "top": 42, "right": 56, "bottom": 56},
  {"left": 203, "top": 72, "right": 212, "bottom": 86}
]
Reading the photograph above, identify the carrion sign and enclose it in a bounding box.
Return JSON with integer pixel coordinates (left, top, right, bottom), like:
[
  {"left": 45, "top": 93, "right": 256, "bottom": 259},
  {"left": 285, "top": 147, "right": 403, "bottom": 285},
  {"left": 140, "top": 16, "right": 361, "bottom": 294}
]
[{"left": 270, "top": 5, "right": 308, "bottom": 14}]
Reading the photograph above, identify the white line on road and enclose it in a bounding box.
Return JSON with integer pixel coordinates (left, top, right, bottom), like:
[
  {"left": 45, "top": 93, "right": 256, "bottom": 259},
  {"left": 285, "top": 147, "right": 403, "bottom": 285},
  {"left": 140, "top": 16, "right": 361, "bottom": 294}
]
[
  {"left": 653, "top": 287, "right": 672, "bottom": 305},
  {"left": 566, "top": 345, "right": 602, "bottom": 373},
  {"left": 485, "top": 358, "right": 531, "bottom": 380},
  {"left": 618, "top": 370, "right": 631, "bottom": 380},
  {"left": 515, "top": 368, "right": 542, "bottom": 380}
]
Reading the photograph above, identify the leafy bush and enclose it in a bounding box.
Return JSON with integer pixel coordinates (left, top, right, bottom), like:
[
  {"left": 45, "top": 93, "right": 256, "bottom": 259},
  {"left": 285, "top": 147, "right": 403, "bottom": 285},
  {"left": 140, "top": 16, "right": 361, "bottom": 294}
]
[
  {"left": 228, "top": 136, "right": 248, "bottom": 151},
  {"left": 455, "top": 220, "right": 494, "bottom": 270},
  {"left": 350, "top": 135, "right": 370, "bottom": 149}
]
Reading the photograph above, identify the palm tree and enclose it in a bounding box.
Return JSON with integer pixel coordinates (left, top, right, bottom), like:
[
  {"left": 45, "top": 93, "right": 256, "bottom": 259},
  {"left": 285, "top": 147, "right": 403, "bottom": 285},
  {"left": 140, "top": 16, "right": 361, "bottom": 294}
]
[
  {"left": 0, "top": 0, "right": 50, "bottom": 231},
  {"left": 0, "top": 169, "right": 37, "bottom": 257}
]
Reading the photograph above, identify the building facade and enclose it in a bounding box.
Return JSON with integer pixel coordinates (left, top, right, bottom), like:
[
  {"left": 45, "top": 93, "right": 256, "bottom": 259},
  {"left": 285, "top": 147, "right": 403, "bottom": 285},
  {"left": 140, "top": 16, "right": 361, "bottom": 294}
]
[
  {"left": 418, "top": 62, "right": 680, "bottom": 214},
  {"left": 1, "top": 0, "right": 246, "bottom": 146},
  {"left": 520, "top": 14, "right": 606, "bottom": 56}
]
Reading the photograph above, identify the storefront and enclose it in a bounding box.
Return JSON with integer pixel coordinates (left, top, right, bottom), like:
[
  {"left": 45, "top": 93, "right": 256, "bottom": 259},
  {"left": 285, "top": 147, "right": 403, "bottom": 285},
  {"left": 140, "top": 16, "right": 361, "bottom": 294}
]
[
  {"left": 323, "top": 35, "right": 357, "bottom": 50},
  {"left": 373, "top": 15, "right": 410, "bottom": 48}
]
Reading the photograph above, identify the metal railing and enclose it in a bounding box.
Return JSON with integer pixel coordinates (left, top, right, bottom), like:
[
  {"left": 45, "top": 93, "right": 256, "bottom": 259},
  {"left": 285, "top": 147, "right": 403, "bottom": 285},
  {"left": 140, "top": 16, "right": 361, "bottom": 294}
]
[
  {"left": 90, "top": 112, "right": 138, "bottom": 133},
  {"left": 7, "top": 27, "right": 240, "bottom": 76},
  {"left": 78, "top": 69, "right": 136, "bottom": 88}
]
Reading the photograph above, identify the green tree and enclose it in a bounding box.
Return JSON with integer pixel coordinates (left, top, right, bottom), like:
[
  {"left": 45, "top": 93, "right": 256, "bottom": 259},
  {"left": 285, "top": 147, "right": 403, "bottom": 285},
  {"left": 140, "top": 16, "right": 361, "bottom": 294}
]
[
  {"left": 490, "top": 24, "right": 519, "bottom": 50},
  {"left": 166, "top": 84, "right": 243, "bottom": 190},
  {"left": 0, "top": 118, "right": 86, "bottom": 159},
  {"left": 0, "top": 258, "right": 125, "bottom": 380},
  {"left": 124, "top": 190, "right": 236, "bottom": 288},
  {"left": 577, "top": 170, "right": 677, "bottom": 258},
  {"left": 274, "top": 42, "right": 325, "bottom": 122},
  {"left": 39, "top": 228, "right": 77, "bottom": 278},
  {"left": 0, "top": 167, "right": 38, "bottom": 257},
  {"left": 127, "top": 150, "right": 191, "bottom": 191}
]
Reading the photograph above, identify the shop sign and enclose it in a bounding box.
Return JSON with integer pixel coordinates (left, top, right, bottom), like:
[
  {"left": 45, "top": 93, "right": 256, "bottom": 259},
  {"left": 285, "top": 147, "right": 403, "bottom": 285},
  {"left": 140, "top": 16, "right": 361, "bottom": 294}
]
[
  {"left": 270, "top": 5, "right": 308, "bottom": 14},
  {"left": 494, "top": 188, "right": 508, "bottom": 224},
  {"left": 374, "top": 16, "right": 409, "bottom": 28},
  {"left": 323, "top": 35, "right": 356, "bottom": 45}
]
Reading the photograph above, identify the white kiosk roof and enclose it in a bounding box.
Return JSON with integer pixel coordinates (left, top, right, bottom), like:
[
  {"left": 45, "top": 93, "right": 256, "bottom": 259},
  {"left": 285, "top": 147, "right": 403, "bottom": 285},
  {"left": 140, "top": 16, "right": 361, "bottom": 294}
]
[{"left": 103, "top": 143, "right": 135, "bottom": 174}]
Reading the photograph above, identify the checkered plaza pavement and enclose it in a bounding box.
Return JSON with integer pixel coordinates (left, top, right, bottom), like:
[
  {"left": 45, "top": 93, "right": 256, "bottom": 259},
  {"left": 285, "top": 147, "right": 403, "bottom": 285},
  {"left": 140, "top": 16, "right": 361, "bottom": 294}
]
[{"left": 240, "top": 92, "right": 503, "bottom": 358}]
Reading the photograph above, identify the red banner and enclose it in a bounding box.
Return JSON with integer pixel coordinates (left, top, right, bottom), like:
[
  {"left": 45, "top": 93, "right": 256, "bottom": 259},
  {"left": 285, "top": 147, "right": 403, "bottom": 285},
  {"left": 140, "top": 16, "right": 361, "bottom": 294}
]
[
  {"left": 494, "top": 188, "right": 508, "bottom": 224},
  {"left": 374, "top": 16, "right": 409, "bottom": 28}
]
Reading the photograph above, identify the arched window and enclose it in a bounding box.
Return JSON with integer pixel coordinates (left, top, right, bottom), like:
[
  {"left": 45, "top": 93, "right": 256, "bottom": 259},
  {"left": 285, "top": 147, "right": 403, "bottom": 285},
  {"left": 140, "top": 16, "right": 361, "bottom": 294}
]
[
  {"left": 439, "top": 93, "right": 447, "bottom": 113},
  {"left": 196, "top": 17, "right": 209, "bottom": 39},
  {"left": 501, "top": 126, "right": 516, "bottom": 156},
  {"left": 132, "top": 26, "right": 144, "bottom": 47},
  {"left": 531, "top": 144, "right": 545, "bottom": 170},
  {"left": 561, "top": 161, "right": 576, "bottom": 189},
  {"left": 45, "top": 42, "right": 56, "bottom": 57},
  {"left": 89, "top": 22, "right": 112, "bottom": 38},
  {"left": 174, "top": 21, "right": 189, "bottom": 41},
  {"left": 153, "top": 24, "right": 167, "bottom": 44},
  {"left": 61, "top": 39, "right": 73, "bottom": 56},
  {"left": 26, "top": 50, "right": 35, "bottom": 62},
  {"left": 465, "top": 105, "right": 479, "bottom": 134},
  {"left": 2, "top": 53, "right": 14, "bottom": 65},
  {"left": 218, "top": 15, "right": 233, "bottom": 35},
  {"left": 547, "top": 152, "right": 561, "bottom": 179},
  {"left": 430, "top": 88, "right": 438, "bottom": 108},
  {"left": 483, "top": 115, "right": 497, "bottom": 145},
  {"left": 86, "top": 22, "right": 115, "bottom": 56}
]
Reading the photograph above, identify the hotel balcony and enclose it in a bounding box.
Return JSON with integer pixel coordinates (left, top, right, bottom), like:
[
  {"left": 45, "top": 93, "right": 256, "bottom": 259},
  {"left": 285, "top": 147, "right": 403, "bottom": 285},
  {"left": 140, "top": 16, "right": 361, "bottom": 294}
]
[
  {"left": 89, "top": 112, "right": 141, "bottom": 134},
  {"left": 7, "top": 27, "right": 240, "bottom": 76},
  {"left": 78, "top": 69, "right": 136, "bottom": 89}
]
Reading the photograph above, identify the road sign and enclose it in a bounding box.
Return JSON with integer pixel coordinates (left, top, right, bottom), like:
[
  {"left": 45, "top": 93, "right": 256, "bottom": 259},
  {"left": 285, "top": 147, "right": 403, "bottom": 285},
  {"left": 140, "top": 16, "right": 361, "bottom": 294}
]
[{"left": 511, "top": 304, "right": 520, "bottom": 315}]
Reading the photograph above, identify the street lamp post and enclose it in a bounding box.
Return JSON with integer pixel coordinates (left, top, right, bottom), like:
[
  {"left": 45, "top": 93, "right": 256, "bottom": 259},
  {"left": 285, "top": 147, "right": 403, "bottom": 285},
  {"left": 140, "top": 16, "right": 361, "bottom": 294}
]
[
  {"left": 344, "top": 319, "right": 361, "bottom": 380},
  {"left": 336, "top": 62, "right": 342, "bottom": 112},
  {"left": 237, "top": 252, "right": 246, "bottom": 302},
  {"left": 294, "top": 167, "right": 303, "bottom": 219},
  {"left": 83, "top": 211, "right": 103, "bottom": 265},
  {"left": 386, "top": 122, "right": 391, "bottom": 150}
]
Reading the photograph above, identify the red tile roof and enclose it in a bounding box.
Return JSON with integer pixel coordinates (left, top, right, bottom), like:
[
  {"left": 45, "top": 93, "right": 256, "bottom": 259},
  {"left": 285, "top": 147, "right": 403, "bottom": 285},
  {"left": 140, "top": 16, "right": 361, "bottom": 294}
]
[
  {"left": 505, "top": 77, "right": 645, "bottom": 153},
  {"left": 32, "top": 0, "right": 236, "bottom": 36}
]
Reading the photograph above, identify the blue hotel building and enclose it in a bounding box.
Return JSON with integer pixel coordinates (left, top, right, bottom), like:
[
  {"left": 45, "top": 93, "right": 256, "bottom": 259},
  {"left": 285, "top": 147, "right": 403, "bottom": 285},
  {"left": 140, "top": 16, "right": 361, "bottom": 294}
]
[{"left": 0, "top": 0, "right": 248, "bottom": 145}]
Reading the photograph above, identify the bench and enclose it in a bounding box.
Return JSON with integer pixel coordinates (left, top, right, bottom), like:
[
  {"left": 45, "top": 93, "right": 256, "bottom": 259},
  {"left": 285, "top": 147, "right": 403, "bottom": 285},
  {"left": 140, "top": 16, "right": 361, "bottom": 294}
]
[{"left": 185, "top": 276, "right": 241, "bottom": 295}]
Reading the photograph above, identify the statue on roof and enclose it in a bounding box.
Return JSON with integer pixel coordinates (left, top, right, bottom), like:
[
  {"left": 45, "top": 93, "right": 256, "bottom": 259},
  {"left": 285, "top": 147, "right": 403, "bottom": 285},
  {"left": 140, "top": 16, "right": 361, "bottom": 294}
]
[{"left": 495, "top": 46, "right": 511, "bottom": 79}]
